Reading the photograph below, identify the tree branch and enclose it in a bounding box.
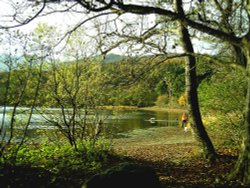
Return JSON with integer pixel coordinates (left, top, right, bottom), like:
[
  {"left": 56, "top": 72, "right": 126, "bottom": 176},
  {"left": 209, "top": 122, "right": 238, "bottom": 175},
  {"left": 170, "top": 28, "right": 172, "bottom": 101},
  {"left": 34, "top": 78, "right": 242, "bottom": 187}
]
[
  {"left": 0, "top": 0, "right": 47, "bottom": 29},
  {"left": 74, "top": 0, "right": 114, "bottom": 12},
  {"left": 112, "top": 2, "right": 241, "bottom": 45}
]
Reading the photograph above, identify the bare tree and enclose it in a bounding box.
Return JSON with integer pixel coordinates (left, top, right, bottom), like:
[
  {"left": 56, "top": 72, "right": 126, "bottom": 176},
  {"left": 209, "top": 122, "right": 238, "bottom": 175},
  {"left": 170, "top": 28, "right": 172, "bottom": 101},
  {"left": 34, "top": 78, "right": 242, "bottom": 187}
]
[
  {"left": 40, "top": 29, "right": 108, "bottom": 150},
  {"left": 1, "top": 0, "right": 250, "bottom": 184},
  {"left": 0, "top": 30, "right": 45, "bottom": 163}
]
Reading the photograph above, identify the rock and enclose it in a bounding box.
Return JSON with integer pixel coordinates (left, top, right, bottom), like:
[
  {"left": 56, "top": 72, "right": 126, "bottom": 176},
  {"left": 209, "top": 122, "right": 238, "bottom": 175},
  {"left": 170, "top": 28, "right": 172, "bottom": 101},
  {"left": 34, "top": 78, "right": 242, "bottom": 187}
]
[{"left": 85, "top": 162, "right": 161, "bottom": 188}]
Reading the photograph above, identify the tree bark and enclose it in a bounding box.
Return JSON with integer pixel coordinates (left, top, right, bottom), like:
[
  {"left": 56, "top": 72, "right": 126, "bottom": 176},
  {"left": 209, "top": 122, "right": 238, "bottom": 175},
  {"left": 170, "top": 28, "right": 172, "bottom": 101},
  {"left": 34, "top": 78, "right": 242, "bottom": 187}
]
[
  {"left": 175, "top": 0, "right": 217, "bottom": 161},
  {"left": 229, "top": 38, "right": 250, "bottom": 184}
]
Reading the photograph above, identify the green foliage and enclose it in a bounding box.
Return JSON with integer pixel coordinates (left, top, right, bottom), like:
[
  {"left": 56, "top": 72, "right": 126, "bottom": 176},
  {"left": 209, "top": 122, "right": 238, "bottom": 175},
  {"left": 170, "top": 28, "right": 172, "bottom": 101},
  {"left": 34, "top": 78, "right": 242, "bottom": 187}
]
[
  {"left": 206, "top": 113, "right": 243, "bottom": 148},
  {"left": 198, "top": 65, "right": 246, "bottom": 147},
  {"left": 1, "top": 138, "right": 111, "bottom": 173},
  {"left": 0, "top": 54, "right": 186, "bottom": 108},
  {"left": 155, "top": 80, "right": 168, "bottom": 96},
  {"left": 108, "top": 83, "right": 157, "bottom": 107},
  {"left": 155, "top": 95, "right": 169, "bottom": 107},
  {"left": 99, "top": 59, "right": 185, "bottom": 107},
  {"left": 0, "top": 138, "right": 112, "bottom": 188},
  {"left": 199, "top": 66, "right": 245, "bottom": 113}
]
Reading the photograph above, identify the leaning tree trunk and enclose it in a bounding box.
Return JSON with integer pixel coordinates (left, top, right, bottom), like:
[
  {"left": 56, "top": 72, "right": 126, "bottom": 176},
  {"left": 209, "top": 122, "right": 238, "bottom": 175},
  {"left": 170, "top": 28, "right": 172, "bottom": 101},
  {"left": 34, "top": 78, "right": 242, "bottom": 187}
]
[
  {"left": 229, "top": 38, "right": 250, "bottom": 185},
  {"left": 175, "top": 0, "right": 217, "bottom": 162}
]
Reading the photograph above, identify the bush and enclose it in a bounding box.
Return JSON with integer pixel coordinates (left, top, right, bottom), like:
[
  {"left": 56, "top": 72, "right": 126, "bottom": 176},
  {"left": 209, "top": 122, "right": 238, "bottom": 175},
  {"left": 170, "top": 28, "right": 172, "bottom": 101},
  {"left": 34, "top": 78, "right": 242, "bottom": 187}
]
[
  {"left": 204, "top": 112, "right": 243, "bottom": 149},
  {"left": 1, "top": 138, "right": 111, "bottom": 173},
  {"left": 155, "top": 95, "right": 169, "bottom": 107},
  {"left": 178, "top": 94, "right": 186, "bottom": 107}
]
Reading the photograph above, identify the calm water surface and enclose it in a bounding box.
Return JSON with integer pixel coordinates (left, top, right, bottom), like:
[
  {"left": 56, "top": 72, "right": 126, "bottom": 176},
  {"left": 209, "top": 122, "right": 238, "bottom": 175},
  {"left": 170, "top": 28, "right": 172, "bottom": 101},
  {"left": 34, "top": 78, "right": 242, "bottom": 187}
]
[
  {"left": 0, "top": 107, "right": 182, "bottom": 138},
  {"left": 105, "top": 110, "right": 181, "bottom": 133}
]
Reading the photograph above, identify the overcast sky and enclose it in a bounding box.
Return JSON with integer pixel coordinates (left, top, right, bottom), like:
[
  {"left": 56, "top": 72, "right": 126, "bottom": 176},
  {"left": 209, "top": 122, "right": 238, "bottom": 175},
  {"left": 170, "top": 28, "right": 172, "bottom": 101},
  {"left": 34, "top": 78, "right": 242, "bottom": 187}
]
[
  {"left": 0, "top": 0, "right": 89, "bottom": 32},
  {"left": 0, "top": 0, "right": 216, "bottom": 58}
]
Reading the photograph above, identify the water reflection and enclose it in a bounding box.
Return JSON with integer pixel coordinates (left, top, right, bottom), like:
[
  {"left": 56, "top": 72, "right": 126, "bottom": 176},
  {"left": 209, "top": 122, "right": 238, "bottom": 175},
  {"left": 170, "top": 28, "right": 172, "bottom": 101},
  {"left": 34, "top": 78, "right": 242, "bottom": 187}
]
[
  {"left": 0, "top": 107, "right": 181, "bottom": 135},
  {"left": 105, "top": 110, "right": 180, "bottom": 133}
]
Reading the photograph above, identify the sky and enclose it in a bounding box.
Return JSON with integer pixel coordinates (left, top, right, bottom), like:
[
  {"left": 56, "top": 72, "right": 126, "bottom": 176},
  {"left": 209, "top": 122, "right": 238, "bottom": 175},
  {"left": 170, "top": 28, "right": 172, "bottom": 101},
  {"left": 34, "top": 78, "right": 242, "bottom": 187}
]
[
  {"left": 0, "top": 0, "right": 82, "bottom": 32},
  {"left": 0, "top": 1, "right": 173, "bottom": 56},
  {"left": 0, "top": 0, "right": 216, "bottom": 59},
  {"left": 0, "top": 0, "right": 100, "bottom": 58}
]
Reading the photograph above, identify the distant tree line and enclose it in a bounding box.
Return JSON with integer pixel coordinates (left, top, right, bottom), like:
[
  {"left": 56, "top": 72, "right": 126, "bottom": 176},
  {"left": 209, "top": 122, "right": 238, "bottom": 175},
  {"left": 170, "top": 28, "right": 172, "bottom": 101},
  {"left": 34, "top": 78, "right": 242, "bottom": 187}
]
[{"left": 0, "top": 55, "right": 186, "bottom": 108}]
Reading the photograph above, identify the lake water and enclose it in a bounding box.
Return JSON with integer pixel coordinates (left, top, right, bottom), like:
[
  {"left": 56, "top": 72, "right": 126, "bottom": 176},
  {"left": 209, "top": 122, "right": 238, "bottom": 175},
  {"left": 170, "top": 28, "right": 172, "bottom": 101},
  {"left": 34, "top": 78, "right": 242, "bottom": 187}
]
[
  {"left": 105, "top": 110, "right": 181, "bottom": 134},
  {"left": 0, "top": 107, "right": 182, "bottom": 139}
]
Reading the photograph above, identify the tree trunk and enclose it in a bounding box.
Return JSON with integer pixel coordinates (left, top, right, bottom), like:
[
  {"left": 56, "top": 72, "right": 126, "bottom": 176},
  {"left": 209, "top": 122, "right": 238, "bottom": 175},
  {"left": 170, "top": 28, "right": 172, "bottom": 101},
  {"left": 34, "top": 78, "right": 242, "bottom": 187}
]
[
  {"left": 175, "top": 0, "right": 217, "bottom": 162},
  {"left": 229, "top": 38, "right": 250, "bottom": 185}
]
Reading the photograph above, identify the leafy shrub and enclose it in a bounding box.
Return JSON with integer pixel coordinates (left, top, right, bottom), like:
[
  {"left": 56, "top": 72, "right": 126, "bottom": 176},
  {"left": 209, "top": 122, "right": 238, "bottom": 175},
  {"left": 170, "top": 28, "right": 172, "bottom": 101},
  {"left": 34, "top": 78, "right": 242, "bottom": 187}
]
[
  {"left": 178, "top": 94, "right": 186, "bottom": 107},
  {"left": 155, "top": 95, "right": 169, "bottom": 107},
  {"left": 0, "top": 138, "right": 113, "bottom": 188},
  {"left": 1, "top": 138, "right": 112, "bottom": 174},
  {"left": 198, "top": 66, "right": 245, "bottom": 148},
  {"left": 205, "top": 112, "right": 243, "bottom": 149}
]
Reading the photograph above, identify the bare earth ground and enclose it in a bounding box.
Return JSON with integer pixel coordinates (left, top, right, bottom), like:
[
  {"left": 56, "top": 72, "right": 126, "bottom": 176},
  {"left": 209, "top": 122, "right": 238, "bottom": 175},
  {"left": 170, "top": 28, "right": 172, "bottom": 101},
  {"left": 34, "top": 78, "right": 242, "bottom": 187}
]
[{"left": 112, "top": 126, "right": 243, "bottom": 188}]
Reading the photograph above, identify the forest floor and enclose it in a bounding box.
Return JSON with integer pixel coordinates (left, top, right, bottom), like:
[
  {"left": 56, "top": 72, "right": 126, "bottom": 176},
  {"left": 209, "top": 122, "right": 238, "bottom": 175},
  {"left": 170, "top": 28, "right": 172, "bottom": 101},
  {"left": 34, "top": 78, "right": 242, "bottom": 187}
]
[
  {"left": 0, "top": 125, "right": 246, "bottom": 188},
  {"left": 112, "top": 126, "right": 244, "bottom": 188}
]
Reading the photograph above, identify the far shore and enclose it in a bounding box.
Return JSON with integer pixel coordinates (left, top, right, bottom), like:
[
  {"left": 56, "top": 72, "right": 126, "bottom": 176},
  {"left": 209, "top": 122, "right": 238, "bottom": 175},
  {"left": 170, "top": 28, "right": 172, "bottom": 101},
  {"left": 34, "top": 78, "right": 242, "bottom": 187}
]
[
  {"left": 140, "top": 106, "right": 187, "bottom": 113},
  {"left": 99, "top": 105, "right": 187, "bottom": 113}
]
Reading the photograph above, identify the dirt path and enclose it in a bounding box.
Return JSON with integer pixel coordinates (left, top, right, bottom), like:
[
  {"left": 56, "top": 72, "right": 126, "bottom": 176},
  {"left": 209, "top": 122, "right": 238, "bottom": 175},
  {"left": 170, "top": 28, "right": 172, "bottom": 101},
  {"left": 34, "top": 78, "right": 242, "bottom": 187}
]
[
  {"left": 112, "top": 126, "right": 241, "bottom": 188},
  {"left": 113, "top": 126, "right": 198, "bottom": 161}
]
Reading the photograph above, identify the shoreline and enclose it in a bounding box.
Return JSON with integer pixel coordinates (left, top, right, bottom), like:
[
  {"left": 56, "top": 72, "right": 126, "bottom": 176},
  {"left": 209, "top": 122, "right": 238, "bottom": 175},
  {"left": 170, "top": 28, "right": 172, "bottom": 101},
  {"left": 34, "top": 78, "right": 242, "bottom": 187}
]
[
  {"left": 99, "top": 105, "right": 187, "bottom": 113},
  {"left": 140, "top": 106, "right": 187, "bottom": 113}
]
